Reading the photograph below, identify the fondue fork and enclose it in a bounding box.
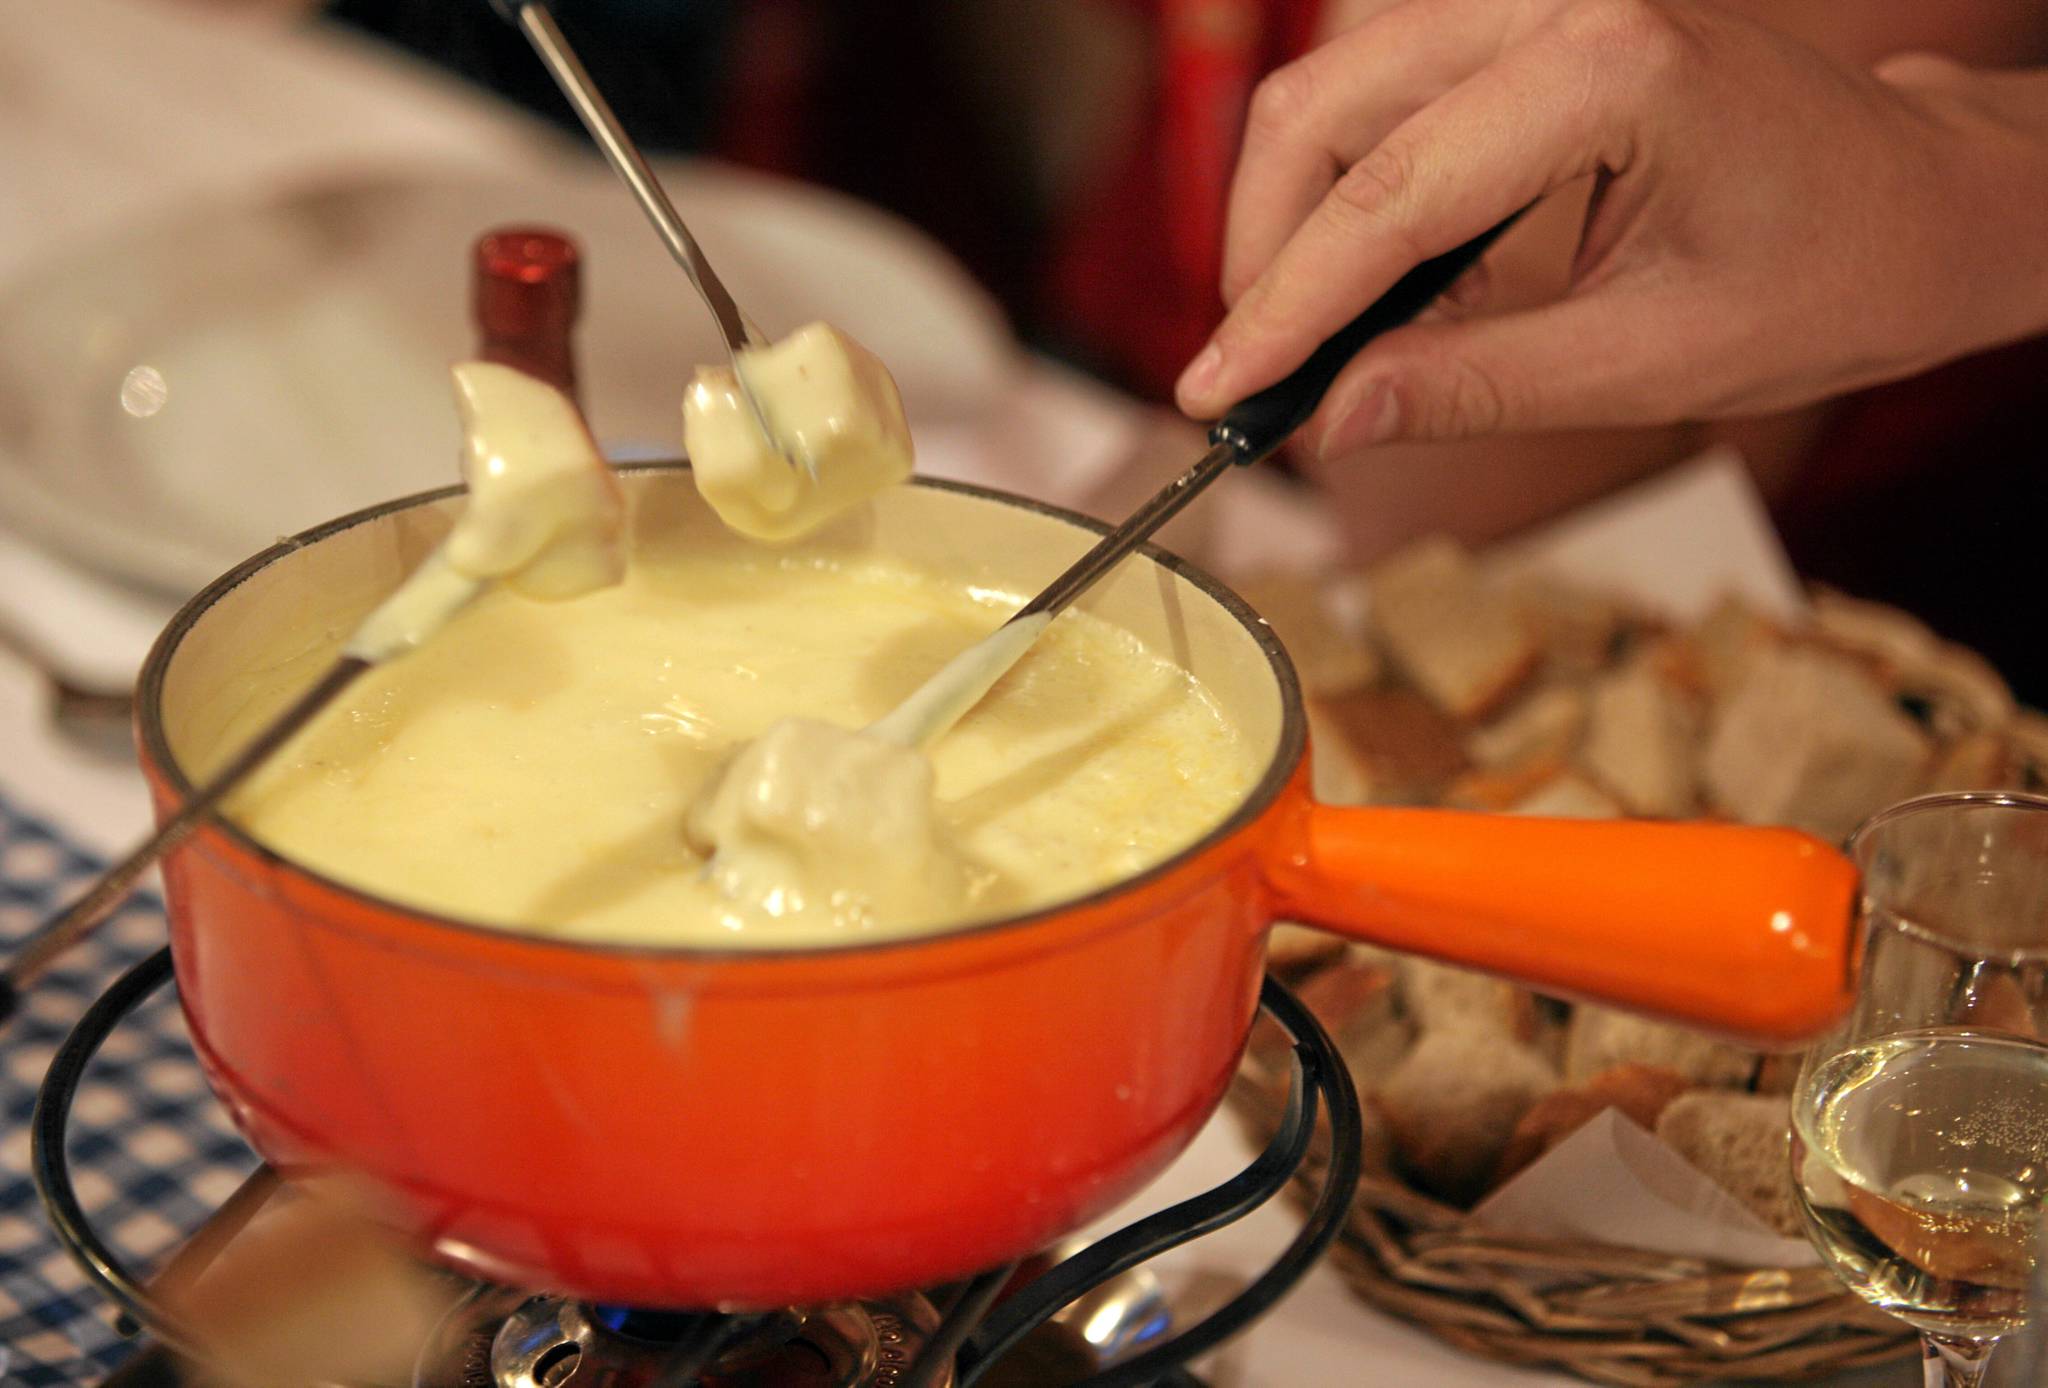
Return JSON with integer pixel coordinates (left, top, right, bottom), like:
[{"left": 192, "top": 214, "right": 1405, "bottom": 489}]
[
  {"left": 866, "top": 218, "right": 1520, "bottom": 753},
  {"left": 489, "top": 0, "right": 810, "bottom": 478},
  {"left": 695, "top": 229, "right": 1516, "bottom": 883},
  {"left": 0, "top": 658, "right": 371, "bottom": 1022},
  {"left": 0, "top": 563, "right": 484, "bottom": 1023}
]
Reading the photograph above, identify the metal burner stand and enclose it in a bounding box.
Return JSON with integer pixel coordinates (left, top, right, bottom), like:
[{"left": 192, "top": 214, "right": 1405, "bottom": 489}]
[{"left": 34, "top": 948, "right": 1362, "bottom": 1388}]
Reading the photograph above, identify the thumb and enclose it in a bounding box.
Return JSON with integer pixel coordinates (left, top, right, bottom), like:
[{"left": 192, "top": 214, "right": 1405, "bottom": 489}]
[{"left": 1298, "top": 297, "right": 1680, "bottom": 454}]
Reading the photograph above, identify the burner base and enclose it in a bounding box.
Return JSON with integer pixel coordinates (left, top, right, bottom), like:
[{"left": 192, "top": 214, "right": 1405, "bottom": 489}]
[{"left": 415, "top": 1287, "right": 943, "bottom": 1388}]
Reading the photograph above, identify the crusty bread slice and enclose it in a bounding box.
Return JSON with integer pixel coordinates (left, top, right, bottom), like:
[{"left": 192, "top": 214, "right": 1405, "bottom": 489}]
[
  {"left": 1398, "top": 958, "right": 1540, "bottom": 1042},
  {"left": 1237, "top": 571, "right": 1381, "bottom": 697},
  {"left": 1299, "top": 957, "right": 1415, "bottom": 1089},
  {"left": 2008, "top": 711, "right": 2048, "bottom": 786},
  {"left": 1688, "top": 594, "right": 1780, "bottom": 704},
  {"left": 1580, "top": 655, "right": 1699, "bottom": 817},
  {"left": 1376, "top": 1030, "right": 1557, "bottom": 1204},
  {"left": 1564, "top": 1005, "right": 1757, "bottom": 1088},
  {"left": 1303, "top": 698, "right": 1377, "bottom": 805},
  {"left": 1465, "top": 685, "right": 1588, "bottom": 772},
  {"left": 1813, "top": 587, "right": 2014, "bottom": 739},
  {"left": 1922, "top": 730, "right": 2017, "bottom": 795},
  {"left": 1443, "top": 756, "right": 1572, "bottom": 813},
  {"left": 1311, "top": 686, "right": 1468, "bottom": 804},
  {"left": 1505, "top": 576, "right": 1636, "bottom": 682},
  {"left": 1510, "top": 772, "right": 1624, "bottom": 820},
  {"left": 1702, "top": 645, "right": 1930, "bottom": 840},
  {"left": 1494, "top": 1062, "right": 1692, "bottom": 1184},
  {"left": 1654, "top": 1091, "right": 1804, "bottom": 1237},
  {"left": 1751, "top": 1050, "right": 1806, "bottom": 1095},
  {"left": 1263, "top": 922, "right": 1347, "bottom": 974},
  {"left": 1368, "top": 538, "right": 1540, "bottom": 721}
]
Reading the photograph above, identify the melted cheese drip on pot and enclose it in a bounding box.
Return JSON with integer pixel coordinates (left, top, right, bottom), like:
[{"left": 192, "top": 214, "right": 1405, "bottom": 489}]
[
  {"left": 221, "top": 549, "right": 1258, "bottom": 947},
  {"left": 346, "top": 363, "right": 624, "bottom": 662},
  {"left": 681, "top": 322, "right": 913, "bottom": 542}
]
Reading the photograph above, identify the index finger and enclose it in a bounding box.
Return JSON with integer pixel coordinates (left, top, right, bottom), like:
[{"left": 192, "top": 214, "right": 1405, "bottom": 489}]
[
  {"left": 1222, "top": 0, "right": 1557, "bottom": 305},
  {"left": 1183, "top": 13, "right": 1631, "bottom": 419}
]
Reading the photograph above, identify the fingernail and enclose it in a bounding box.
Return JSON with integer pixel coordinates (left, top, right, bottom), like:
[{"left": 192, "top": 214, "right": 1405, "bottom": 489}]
[
  {"left": 1176, "top": 343, "right": 1222, "bottom": 405},
  {"left": 1317, "top": 379, "right": 1398, "bottom": 459}
]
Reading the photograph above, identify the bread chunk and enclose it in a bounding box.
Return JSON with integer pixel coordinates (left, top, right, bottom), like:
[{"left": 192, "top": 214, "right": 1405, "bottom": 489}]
[
  {"left": 1303, "top": 699, "right": 1377, "bottom": 805},
  {"left": 1507, "top": 577, "right": 1635, "bottom": 681},
  {"left": 1810, "top": 588, "right": 1932, "bottom": 669},
  {"left": 2008, "top": 712, "right": 2048, "bottom": 789},
  {"left": 1398, "top": 959, "right": 1539, "bottom": 1041},
  {"left": 1563, "top": 1006, "right": 1757, "bottom": 1088},
  {"left": 1311, "top": 687, "right": 1468, "bottom": 804},
  {"left": 1581, "top": 656, "right": 1699, "bottom": 817},
  {"left": 1369, "top": 538, "right": 1539, "bottom": 720},
  {"left": 1690, "top": 595, "right": 1779, "bottom": 703},
  {"left": 1814, "top": 589, "right": 2015, "bottom": 740},
  {"left": 1655, "top": 1092, "right": 1804, "bottom": 1237},
  {"left": 1494, "top": 1063, "right": 1692, "bottom": 1183},
  {"left": 1377, "top": 1031, "right": 1556, "bottom": 1204},
  {"left": 1702, "top": 646, "right": 1930, "bottom": 840},
  {"left": 1922, "top": 731, "right": 2017, "bottom": 795},
  {"left": 1263, "top": 922, "right": 1346, "bottom": 973},
  {"left": 1237, "top": 572, "right": 1381, "bottom": 697},
  {"left": 1443, "top": 757, "right": 1572, "bottom": 813},
  {"left": 1510, "top": 773, "right": 1623, "bottom": 820},
  {"left": 1751, "top": 1049, "right": 1806, "bottom": 1095},
  {"left": 1299, "top": 957, "right": 1415, "bottom": 1087},
  {"left": 1465, "top": 685, "right": 1588, "bottom": 772}
]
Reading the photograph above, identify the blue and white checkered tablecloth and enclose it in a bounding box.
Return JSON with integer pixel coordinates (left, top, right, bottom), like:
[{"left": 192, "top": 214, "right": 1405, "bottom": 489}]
[{"left": 0, "top": 790, "right": 258, "bottom": 1385}]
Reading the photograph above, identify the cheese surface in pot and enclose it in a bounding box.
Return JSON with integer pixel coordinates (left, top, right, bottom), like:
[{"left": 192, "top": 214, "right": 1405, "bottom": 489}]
[{"left": 215, "top": 538, "right": 1259, "bottom": 947}]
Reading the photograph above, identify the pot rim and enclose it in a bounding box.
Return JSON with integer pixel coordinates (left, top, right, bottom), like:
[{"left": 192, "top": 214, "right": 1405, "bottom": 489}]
[{"left": 136, "top": 461, "right": 1307, "bottom": 963}]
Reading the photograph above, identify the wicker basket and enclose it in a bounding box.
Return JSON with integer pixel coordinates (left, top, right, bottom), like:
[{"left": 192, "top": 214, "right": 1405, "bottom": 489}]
[{"left": 1228, "top": 1059, "right": 1916, "bottom": 1386}]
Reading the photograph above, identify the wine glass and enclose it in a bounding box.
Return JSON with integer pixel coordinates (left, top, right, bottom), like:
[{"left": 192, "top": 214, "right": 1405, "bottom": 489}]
[{"left": 1791, "top": 792, "right": 2048, "bottom": 1387}]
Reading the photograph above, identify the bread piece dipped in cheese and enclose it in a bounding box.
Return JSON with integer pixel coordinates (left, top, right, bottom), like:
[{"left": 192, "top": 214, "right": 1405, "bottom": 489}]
[
  {"left": 682, "top": 322, "right": 913, "bottom": 541},
  {"left": 443, "top": 361, "right": 625, "bottom": 600},
  {"left": 346, "top": 362, "right": 624, "bottom": 663}
]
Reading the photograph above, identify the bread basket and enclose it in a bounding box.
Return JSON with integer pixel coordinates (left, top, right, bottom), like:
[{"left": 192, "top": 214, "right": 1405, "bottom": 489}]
[
  {"left": 1229, "top": 1005, "right": 1914, "bottom": 1386},
  {"left": 1220, "top": 542, "right": 2048, "bottom": 1384}
]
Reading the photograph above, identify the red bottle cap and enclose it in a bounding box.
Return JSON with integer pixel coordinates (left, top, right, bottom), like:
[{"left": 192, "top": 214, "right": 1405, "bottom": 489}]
[{"left": 472, "top": 227, "right": 582, "bottom": 396}]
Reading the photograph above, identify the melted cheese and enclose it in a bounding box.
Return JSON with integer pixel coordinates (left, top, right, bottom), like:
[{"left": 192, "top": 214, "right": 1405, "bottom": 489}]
[
  {"left": 345, "top": 363, "right": 623, "bottom": 663},
  {"left": 681, "top": 322, "right": 913, "bottom": 542},
  {"left": 441, "top": 361, "right": 624, "bottom": 599},
  {"left": 686, "top": 718, "right": 976, "bottom": 932},
  {"left": 221, "top": 547, "right": 1258, "bottom": 947},
  {"left": 685, "top": 612, "right": 1054, "bottom": 925}
]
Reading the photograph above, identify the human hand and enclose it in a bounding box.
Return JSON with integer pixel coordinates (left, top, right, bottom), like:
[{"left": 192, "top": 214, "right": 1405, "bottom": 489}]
[{"left": 1174, "top": 0, "right": 2048, "bottom": 454}]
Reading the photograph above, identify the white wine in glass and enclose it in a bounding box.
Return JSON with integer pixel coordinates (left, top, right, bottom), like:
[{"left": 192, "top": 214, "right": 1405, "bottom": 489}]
[
  {"left": 1791, "top": 793, "right": 2048, "bottom": 1387},
  {"left": 1794, "top": 1028, "right": 2048, "bottom": 1335}
]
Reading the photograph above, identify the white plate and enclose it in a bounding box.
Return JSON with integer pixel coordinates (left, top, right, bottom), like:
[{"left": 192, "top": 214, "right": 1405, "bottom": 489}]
[{"left": 0, "top": 159, "right": 1017, "bottom": 595}]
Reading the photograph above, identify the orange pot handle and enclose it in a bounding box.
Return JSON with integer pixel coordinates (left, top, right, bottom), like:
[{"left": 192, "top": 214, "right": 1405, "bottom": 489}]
[{"left": 1266, "top": 805, "right": 1858, "bottom": 1046}]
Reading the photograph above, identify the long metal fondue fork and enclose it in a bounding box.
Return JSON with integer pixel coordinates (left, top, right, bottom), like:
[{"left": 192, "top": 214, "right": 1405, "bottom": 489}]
[
  {"left": 0, "top": 547, "right": 485, "bottom": 1023},
  {"left": 1, "top": 225, "right": 1514, "bottom": 1015},
  {"left": 867, "top": 219, "right": 1517, "bottom": 753},
  {"left": 0, "top": 658, "right": 372, "bottom": 1021},
  {"left": 489, "top": 0, "right": 807, "bottom": 475}
]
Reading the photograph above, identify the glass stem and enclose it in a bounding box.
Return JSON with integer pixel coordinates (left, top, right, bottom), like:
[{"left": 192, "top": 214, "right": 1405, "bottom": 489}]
[{"left": 1921, "top": 1332, "right": 1996, "bottom": 1388}]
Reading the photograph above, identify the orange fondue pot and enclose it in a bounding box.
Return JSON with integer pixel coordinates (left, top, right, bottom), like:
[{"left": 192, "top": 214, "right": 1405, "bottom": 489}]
[{"left": 139, "top": 466, "right": 1856, "bottom": 1309}]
